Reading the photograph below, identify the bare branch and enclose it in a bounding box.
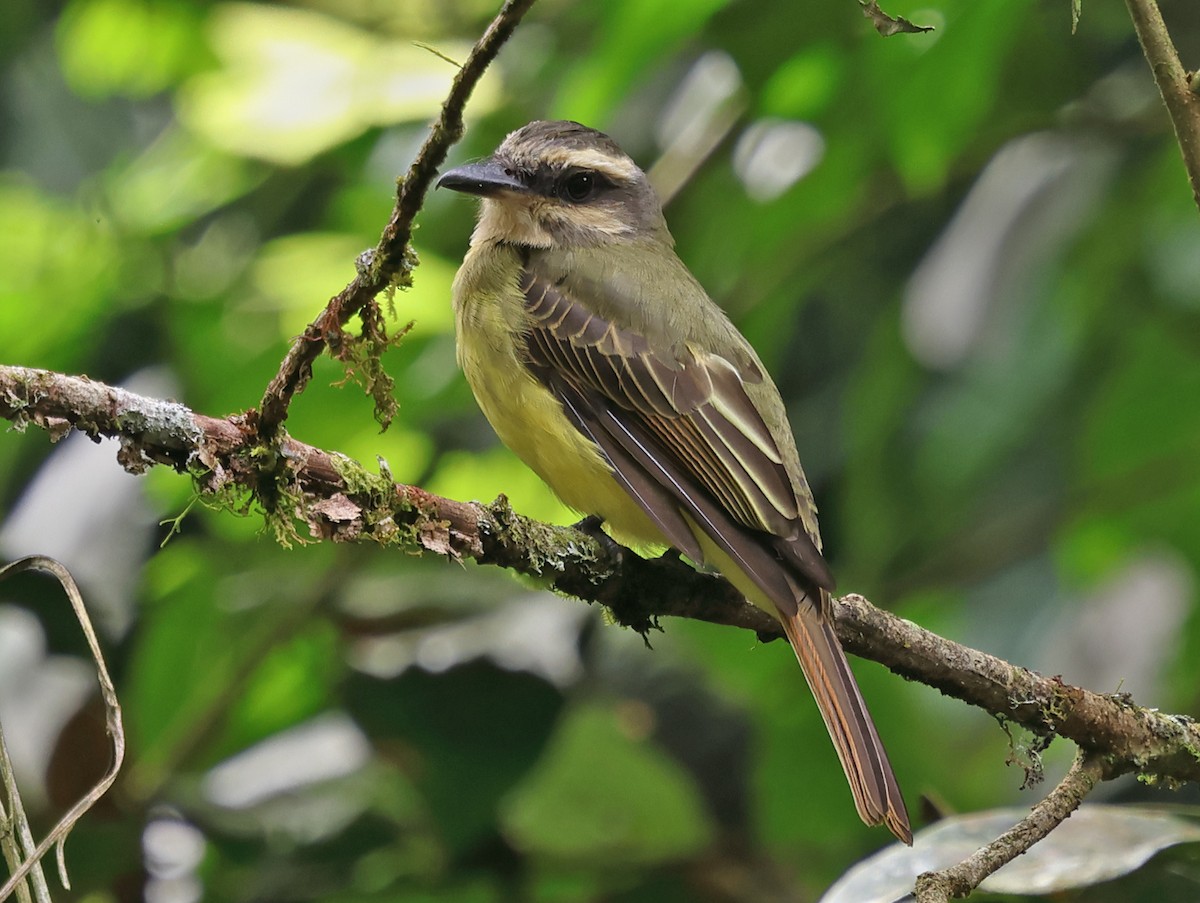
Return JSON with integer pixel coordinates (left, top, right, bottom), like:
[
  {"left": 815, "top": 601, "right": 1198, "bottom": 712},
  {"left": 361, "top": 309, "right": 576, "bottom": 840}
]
[
  {"left": 256, "top": 0, "right": 539, "bottom": 440},
  {"left": 1125, "top": 0, "right": 1200, "bottom": 212},
  {"left": 914, "top": 752, "right": 1104, "bottom": 902}
]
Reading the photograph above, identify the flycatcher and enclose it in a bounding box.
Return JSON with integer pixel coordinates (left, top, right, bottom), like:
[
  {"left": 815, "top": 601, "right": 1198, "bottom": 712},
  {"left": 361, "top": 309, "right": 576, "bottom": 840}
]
[{"left": 438, "top": 120, "right": 910, "bottom": 843}]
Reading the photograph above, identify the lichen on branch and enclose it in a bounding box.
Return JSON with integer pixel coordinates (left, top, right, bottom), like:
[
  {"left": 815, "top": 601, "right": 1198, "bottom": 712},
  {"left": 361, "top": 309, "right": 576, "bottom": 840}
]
[{"left": 3, "top": 363, "right": 1200, "bottom": 807}]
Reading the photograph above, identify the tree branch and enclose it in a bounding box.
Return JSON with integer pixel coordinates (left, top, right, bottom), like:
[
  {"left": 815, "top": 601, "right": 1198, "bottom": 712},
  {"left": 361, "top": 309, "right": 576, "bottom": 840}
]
[
  {"left": 1125, "top": 0, "right": 1200, "bottom": 212},
  {"left": 914, "top": 752, "right": 1104, "bottom": 902},
  {"left": 4, "top": 364, "right": 1200, "bottom": 797},
  {"left": 255, "top": 0, "right": 539, "bottom": 440}
]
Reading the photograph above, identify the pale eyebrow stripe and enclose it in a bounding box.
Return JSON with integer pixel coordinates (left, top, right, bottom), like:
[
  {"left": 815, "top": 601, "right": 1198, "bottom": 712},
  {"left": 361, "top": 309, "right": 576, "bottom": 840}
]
[{"left": 540, "top": 147, "right": 639, "bottom": 181}]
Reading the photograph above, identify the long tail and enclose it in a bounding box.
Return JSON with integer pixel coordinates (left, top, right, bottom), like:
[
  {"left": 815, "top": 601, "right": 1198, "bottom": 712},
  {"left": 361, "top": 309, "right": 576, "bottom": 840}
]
[{"left": 778, "top": 595, "right": 912, "bottom": 844}]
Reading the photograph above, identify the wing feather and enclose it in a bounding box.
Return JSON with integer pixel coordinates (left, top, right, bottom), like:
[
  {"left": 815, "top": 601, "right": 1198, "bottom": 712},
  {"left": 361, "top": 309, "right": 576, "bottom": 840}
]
[
  {"left": 517, "top": 270, "right": 833, "bottom": 596},
  {"left": 548, "top": 373, "right": 706, "bottom": 564}
]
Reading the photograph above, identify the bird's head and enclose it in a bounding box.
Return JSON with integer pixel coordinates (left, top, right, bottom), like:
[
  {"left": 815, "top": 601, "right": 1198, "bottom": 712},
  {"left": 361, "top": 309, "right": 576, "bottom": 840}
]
[{"left": 437, "top": 120, "right": 668, "bottom": 249}]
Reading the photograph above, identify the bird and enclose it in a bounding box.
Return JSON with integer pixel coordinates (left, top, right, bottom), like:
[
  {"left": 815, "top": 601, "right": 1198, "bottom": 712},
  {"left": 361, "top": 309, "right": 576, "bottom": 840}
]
[{"left": 437, "top": 119, "right": 911, "bottom": 843}]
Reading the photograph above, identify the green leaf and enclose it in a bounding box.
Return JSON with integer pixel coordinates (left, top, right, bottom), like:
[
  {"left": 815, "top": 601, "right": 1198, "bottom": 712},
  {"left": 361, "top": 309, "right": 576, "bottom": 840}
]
[
  {"left": 345, "top": 660, "right": 564, "bottom": 856},
  {"left": 821, "top": 805, "right": 1200, "bottom": 902},
  {"left": 501, "top": 701, "right": 714, "bottom": 864},
  {"left": 177, "top": 4, "right": 499, "bottom": 164},
  {"left": 56, "top": 0, "right": 205, "bottom": 98}
]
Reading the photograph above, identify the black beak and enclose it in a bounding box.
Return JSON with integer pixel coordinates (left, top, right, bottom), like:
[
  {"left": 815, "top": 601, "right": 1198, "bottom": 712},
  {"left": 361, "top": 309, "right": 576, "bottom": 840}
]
[{"left": 437, "top": 158, "right": 527, "bottom": 197}]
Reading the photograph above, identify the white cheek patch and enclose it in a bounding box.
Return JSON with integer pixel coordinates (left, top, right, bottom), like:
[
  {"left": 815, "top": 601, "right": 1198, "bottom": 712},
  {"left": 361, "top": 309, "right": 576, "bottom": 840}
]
[
  {"left": 546, "top": 203, "right": 635, "bottom": 238},
  {"left": 472, "top": 192, "right": 635, "bottom": 246},
  {"left": 471, "top": 196, "right": 554, "bottom": 248}
]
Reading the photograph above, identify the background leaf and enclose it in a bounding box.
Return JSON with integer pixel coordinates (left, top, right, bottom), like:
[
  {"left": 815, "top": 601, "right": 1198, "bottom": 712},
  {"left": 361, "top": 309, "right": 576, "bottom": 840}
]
[{"left": 2, "top": 0, "right": 1199, "bottom": 899}]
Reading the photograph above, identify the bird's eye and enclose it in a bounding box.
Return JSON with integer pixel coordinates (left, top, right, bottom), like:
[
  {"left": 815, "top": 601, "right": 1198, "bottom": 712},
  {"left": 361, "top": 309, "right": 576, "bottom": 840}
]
[{"left": 560, "top": 171, "right": 598, "bottom": 203}]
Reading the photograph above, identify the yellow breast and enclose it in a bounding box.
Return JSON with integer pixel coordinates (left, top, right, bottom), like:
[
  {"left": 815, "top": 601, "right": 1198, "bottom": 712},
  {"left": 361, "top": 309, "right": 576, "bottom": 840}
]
[{"left": 452, "top": 243, "right": 665, "bottom": 550}]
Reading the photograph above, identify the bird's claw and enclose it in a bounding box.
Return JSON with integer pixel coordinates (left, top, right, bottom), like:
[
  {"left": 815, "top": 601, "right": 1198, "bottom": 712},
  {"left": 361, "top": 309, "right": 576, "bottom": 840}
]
[{"left": 571, "top": 515, "right": 624, "bottom": 565}]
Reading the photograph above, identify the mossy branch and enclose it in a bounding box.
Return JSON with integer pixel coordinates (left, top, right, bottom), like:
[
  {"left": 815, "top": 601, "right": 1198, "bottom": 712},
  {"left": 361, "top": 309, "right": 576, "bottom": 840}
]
[{"left": 4, "top": 363, "right": 1200, "bottom": 801}]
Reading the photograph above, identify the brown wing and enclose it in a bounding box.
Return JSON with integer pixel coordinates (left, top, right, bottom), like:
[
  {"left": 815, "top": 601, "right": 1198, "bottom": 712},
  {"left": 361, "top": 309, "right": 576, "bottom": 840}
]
[{"left": 517, "top": 269, "right": 835, "bottom": 609}]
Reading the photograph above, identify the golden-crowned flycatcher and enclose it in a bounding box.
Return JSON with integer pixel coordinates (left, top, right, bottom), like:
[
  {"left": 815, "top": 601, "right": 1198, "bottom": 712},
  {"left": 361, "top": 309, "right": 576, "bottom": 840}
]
[{"left": 438, "top": 120, "right": 910, "bottom": 843}]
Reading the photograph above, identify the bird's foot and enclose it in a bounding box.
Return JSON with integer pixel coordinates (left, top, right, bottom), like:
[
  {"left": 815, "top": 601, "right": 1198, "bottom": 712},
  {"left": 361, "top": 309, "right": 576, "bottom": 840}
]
[
  {"left": 571, "top": 514, "right": 604, "bottom": 534},
  {"left": 571, "top": 515, "right": 625, "bottom": 566},
  {"left": 657, "top": 547, "right": 683, "bottom": 564}
]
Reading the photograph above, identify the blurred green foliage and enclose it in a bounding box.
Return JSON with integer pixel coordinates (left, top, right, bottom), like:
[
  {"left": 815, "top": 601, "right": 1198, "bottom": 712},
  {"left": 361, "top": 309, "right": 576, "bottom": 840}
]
[{"left": 2, "top": 0, "right": 1200, "bottom": 900}]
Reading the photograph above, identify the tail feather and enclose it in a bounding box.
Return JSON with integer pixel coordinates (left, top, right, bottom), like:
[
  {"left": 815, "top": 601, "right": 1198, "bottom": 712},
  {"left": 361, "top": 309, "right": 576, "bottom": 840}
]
[
  {"left": 778, "top": 596, "right": 912, "bottom": 844},
  {"left": 543, "top": 390, "right": 910, "bottom": 840}
]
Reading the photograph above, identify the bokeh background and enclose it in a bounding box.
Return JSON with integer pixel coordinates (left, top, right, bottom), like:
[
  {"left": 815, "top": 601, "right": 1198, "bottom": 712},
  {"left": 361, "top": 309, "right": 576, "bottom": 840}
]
[{"left": 2, "top": 0, "right": 1200, "bottom": 900}]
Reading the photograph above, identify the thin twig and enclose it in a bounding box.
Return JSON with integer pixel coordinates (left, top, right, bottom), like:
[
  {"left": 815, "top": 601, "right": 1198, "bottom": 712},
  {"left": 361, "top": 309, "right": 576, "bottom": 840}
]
[
  {"left": 0, "top": 558, "right": 125, "bottom": 900},
  {"left": 256, "top": 0, "right": 538, "bottom": 440},
  {"left": 412, "top": 41, "right": 463, "bottom": 69},
  {"left": 1125, "top": 0, "right": 1200, "bottom": 212},
  {"left": 914, "top": 752, "right": 1105, "bottom": 901}
]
